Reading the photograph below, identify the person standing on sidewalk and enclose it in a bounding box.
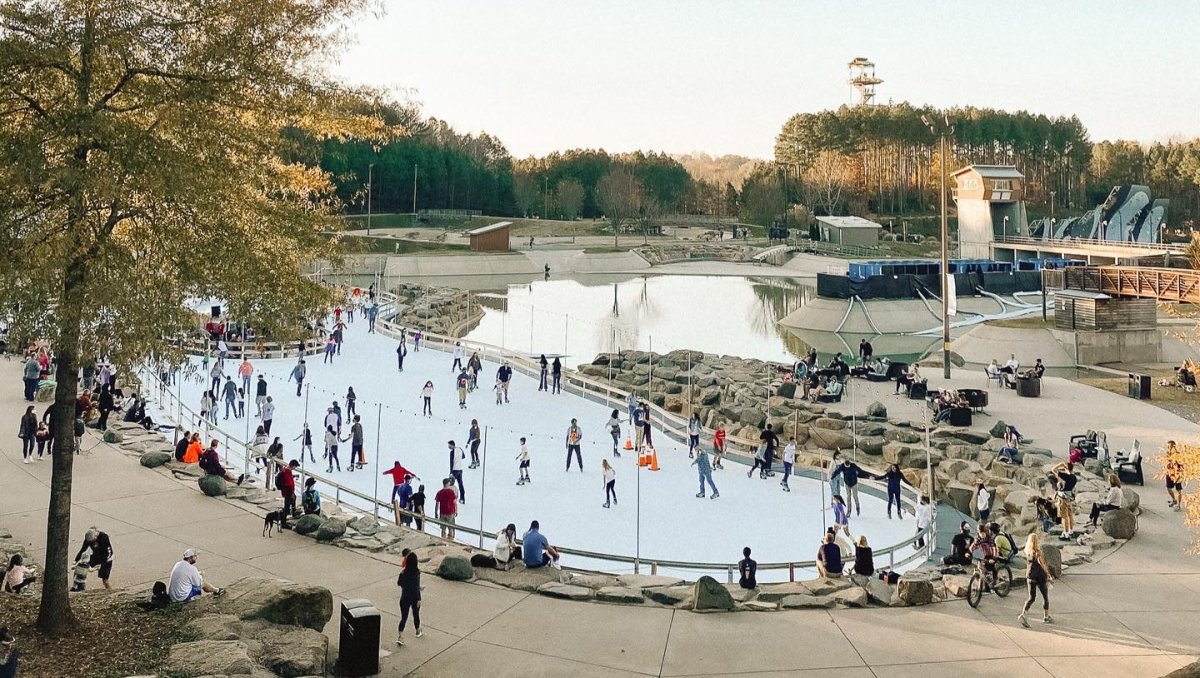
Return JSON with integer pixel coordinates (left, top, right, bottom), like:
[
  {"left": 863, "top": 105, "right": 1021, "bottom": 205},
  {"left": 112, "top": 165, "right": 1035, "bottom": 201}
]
[
  {"left": 434, "top": 478, "right": 458, "bottom": 539},
  {"left": 395, "top": 551, "right": 423, "bottom": 646},
  {"left": 18, "top": 406, "right": 37, "bottom": 464},
  {"left": 693, "top": 446, "right": 719, "bottom": 499},
  {"left": 1018, "top": 533, "right": 1054, "bottom": 627},
  {"left": 23, "top": 355, "right": 40, "bottom": 401},
  {"left": 277, "top": 460, "right": 298, "bottom": 527},
  {"left": 564, "top": 418, "right": 583, "bottom": 472},
  {"left": 447, "top": 440, "right": 466, "bottom": 503},
  {"left": 602, "top": 459, "right": 616, "bottom": 508}
]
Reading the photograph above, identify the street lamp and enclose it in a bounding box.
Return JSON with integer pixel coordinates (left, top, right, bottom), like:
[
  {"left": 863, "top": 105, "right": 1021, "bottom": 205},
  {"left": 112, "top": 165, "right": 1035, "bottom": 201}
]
[
  {"left": 366, "top": 162, "right": 374, "bottom": 236},
  {"left": 923, "top": 113, "right": 955, "bottom": 380},
  {"left": 1003, "top": 215, "right": 1009, "bottom": 239}
]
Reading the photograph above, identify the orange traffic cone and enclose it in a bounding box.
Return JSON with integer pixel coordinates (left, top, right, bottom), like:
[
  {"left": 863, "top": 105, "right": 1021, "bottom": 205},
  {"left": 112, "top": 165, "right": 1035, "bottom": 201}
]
[
  {"left": 624, "top": 437, "right": 633, "bottom": 451},
  {"left": 639, "top": 447, "right": 649, "bottom": 467},
  {"left": 648, "top": 448, "right": 660, "bottom": 471}
]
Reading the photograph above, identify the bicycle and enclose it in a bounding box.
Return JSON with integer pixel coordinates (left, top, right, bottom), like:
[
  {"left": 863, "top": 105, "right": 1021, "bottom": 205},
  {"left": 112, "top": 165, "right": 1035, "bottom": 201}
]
[{"left": 966, "top": 558, "right": 1012, "bottom": 608}]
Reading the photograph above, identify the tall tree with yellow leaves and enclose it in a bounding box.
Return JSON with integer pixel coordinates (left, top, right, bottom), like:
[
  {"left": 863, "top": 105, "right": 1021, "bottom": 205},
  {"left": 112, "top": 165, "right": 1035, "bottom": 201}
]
[{"left": 0, "top": 0, "right": 386, "bottom": 633}]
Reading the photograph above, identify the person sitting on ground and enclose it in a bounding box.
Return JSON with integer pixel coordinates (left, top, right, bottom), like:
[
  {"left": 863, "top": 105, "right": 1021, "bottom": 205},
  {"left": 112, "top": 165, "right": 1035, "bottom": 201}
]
[
  {"left": 1090, "top": 474, "right": 1125, "bottom": 527},
  {"left": 801, "top": 371, "right": 819, "bottom": 399},
  {"left": 494, "top": 523, "right": 521, "bottom": 568},
  {"left": 817, "top": 532, "right": 844, "bottom": 578},
  {"left": 738, "top": 547, "right": 757, "bottom": 589},
  {"left": 521, "top": 520, "right": 560, "bottom": 569},
  {"left": 3, "top": 555, "right": 37, "bottom": 594},
  {"left": 852, "top": 536, "right": 874, "bottom": 577},
  {"left": 198, "top": 439, "right": 241, "bottom": 484},
  {"left": 167, "top": 548, "right": 223, "bottom": 602},
  {"left": 183, "top": 432, "right": 202, "bottom": 464},
  {"left": 942, "top": 521, "right": 975, "bottom": 567}
]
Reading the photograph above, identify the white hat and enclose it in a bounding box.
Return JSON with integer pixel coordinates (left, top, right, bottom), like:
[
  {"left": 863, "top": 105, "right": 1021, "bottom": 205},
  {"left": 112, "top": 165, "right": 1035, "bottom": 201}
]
[{"left": 182, "top": 548, "right": 199, "bottom": 559}]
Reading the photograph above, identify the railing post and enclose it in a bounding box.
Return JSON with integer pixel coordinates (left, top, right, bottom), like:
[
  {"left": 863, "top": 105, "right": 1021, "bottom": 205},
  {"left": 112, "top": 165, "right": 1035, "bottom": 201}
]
[
  {"left": 650, "top": 562, "right": 658, "bottom": 575},
  {"left": 789, "top": 563, "right": 795, "bottom": 582},
  {"left": 727, "top": 565, "right": 734, "bottom": 584}
]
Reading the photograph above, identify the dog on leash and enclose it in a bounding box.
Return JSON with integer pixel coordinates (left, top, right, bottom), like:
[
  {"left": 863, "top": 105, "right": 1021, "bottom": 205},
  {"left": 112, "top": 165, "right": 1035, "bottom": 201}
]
[{"left": 263, "top": 510, "right": 286, "bottom": 538}]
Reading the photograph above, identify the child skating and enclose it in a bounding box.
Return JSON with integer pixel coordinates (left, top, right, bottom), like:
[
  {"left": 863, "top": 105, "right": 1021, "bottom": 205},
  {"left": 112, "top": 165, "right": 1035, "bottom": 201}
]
[
  {"left": 294, "top": 423, "right": 315, "bottom": 463},
  {"left": 515, "top": 437, "right": 531, "bottom": 485},
  {"left": 781, "top": 437, "right": 796, "bottom": 492}
]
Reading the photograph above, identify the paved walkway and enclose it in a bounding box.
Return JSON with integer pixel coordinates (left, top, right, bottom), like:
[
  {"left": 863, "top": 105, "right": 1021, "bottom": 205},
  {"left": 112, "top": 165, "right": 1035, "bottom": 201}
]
[{"left": 1, "top": 359, "right": 1197, "bottom": 677}]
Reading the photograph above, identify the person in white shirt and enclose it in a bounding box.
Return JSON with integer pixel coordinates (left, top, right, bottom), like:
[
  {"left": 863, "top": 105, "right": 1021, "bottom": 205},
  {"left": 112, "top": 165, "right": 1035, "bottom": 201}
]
[
  {"left": 452, "top": 342, "right": 465, "bottom": 372},
  {"left": 976, "top": 480, "right": 992, "bottom": 521},
  {"left": 780, "top": 439, "right": 797, "bottom": 492},
  {"left": 168, "top": 548, "right": 223, "bottom": 602},
  {"left": 1089, "top": 474, "right": 1125, "bottom": 527},
  {"left": 515, "top": 438, "right": 531, "bottom": 485},
  {"left": 915, "top": 496, "right": 933, "bottom": 548}
]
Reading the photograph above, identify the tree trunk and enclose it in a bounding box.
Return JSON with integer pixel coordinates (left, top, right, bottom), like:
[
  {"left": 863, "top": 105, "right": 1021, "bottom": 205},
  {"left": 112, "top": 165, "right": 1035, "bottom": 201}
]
[{"left": 37, "top": 267, "right": 85, "bottom": 634}]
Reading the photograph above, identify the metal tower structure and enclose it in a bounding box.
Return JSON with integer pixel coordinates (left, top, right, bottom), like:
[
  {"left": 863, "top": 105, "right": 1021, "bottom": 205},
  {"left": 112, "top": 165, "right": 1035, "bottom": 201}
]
[{"left": 848, "top": 57, "right": 883, "bottom": 107}]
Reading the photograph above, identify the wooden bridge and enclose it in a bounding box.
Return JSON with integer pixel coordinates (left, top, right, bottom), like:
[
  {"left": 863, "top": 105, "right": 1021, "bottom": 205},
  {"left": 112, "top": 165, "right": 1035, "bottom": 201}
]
[{"left": 1065, "top": 266, "right": 1200, "bottom": 304}]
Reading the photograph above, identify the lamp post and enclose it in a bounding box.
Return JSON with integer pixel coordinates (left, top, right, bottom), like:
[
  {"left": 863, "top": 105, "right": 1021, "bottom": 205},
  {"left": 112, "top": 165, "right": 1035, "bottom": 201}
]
[
  {"left": 366, "top": 162, "right": 374, "bottom": 236},
  {"left": 1002, "top": 215, "right": 1009, "bottom": 239},
  {"left": 923, "top": 113, "right": 955, "bottom": 380}
]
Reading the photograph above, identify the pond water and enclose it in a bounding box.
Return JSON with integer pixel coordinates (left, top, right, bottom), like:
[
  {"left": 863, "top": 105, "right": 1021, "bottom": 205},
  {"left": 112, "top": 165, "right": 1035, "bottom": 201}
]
[{"left": 460, "top": 275, "right": 815, "bottom": 368}]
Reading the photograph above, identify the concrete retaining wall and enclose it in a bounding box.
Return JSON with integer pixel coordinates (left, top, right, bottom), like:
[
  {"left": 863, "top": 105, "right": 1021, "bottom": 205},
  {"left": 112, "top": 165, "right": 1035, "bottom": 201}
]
[{"left": 1065, "top": 328, "right": 1162, "bottom": 365}]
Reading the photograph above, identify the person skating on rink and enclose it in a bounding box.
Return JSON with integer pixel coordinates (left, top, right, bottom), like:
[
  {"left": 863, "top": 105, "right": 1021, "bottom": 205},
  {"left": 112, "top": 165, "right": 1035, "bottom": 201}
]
[
  {"left": 693, "top": 447, "right": 719, "bottom": 499},
  {"left": 466, "top": 419, "right": 481, "bottom": 469},
  {"left": 780, "top": 437, "right": 796, "bottom": 492},
  {"left": 456, "top": 369, "right": 470, "bottom": 409},
  {"left": 687, "top": 412, "right": 701, "bottom": 458},
  {"left": 602, "top": 459, "right": 616, "bottom": 508},
  {"left": 451, "top": 341, "right": 464, "bottom": 372},
  {"left": 712, "top": 422, "right": 726, "bottom": 470},
  {"left": 294, "top": 423, "right": 315, "bottom": 463},
  {"left": 606, "top": 409, "right": 622, "bottom": 458},
  {"left": 447, "top": 440, "right": 466, "bottom": 503},
  {"left": 515, "top": 437, "right": 531, "bottom": 485},
  {"left": 538, "top": 354, "right": 548, "bottom": 391},
  {"left": 564, "top": 419, "right": 583, "bottom": 472},
  {"left": 551, "top": 356, "right": 562, "bottom": 394},
  {"left": 323, "top": 425, "right": 340, "bottom": 472},
  {"left": 831, "top": 494, "right": 851, "bottom": 538},
  {"left": 420, "top": 381, "right": 434, "bottom": 417}
]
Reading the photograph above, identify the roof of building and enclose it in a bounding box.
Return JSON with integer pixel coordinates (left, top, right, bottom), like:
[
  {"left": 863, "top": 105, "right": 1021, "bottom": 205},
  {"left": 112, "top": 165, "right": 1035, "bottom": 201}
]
[
  {"left": 465, "top": 221, "right": 512, "bottom": 236},
  {"left": 814, "top": 216, "right": 883, "bottom": 229},
  {"left": 951, "top": 165, "right": 1024, "bottom": 179},
  {"left": 1057, "top": 289, "right": 1111, "bottom": 300}
]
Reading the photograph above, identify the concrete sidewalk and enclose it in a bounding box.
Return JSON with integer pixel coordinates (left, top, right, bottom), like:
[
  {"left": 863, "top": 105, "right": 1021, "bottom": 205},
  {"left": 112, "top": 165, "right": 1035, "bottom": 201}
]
[{"left": 1, "top": 358, "right": 1197, "bottom": 677}]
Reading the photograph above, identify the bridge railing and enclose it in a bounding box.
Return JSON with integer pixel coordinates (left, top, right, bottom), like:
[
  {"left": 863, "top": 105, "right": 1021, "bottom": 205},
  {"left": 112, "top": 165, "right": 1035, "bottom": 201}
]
[{"left": 995, "top": 234, "right": 1183, "bottom": 253}]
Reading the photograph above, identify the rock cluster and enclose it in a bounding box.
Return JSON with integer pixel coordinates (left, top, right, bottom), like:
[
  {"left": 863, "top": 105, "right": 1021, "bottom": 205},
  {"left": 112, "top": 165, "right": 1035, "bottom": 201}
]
[
  {"left": 634, "top": 243, "right": 753, "bottom": 264},
  {"left": 392, "top": 283, "right": 482, "bottom": 336}
]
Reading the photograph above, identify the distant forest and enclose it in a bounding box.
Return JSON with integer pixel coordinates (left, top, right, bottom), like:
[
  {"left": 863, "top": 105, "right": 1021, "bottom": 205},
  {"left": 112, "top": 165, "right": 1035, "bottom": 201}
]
[{"left": 316, "top": 101, "right": 1200, "bottom": 227}]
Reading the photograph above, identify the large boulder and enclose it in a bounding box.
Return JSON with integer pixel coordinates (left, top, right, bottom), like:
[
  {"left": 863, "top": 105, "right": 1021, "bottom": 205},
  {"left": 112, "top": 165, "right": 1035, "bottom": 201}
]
[
  {"left": 989, "top": 420, "right": 1008, "bottom": 438},
  {"left": 257, "top": 626, "right": 328, "bottom": 678},
  {"left": 692, "top": 575, "right": 735, "bottom": 611},
  {"left": 645, "top": 585, "right": 692, "bottom": 606},
  {"left": 897, "top": 577, "right": 933, "bottom": 605},
  {"left": 214, "top": 577, "right": 334, "bottom": 632},
  {"left": 596, "top": 586, "right": 645, "bottom": 604},
  {"left": 1101, "top": 508, "right": 1137, "bottom": 540},
  {"left": 776, "top": 381, "right": 797, "bottom": 399},
  {"left": 164, "top": 640, "right": 254, "bottom": 677},
  {"left": 435, "top": 555, "right": 474, "bottom": 581},
  {"left": 1040, "top": 544, "right": 1063, "bottom": 578},
  {"left": 865, "top": 401, "right": 887, "bottom": 418},
  {"left": 536, "top": 582, "right": 593, "bottom": 601},
  {"left": 1120, "top": 487, "right": 1140, "bottom": 513},
  {"left": 198, "top": 474, "right": 227, "bottom": 497},
  {"left": 292, "top": 514, "right": 323, "bottom": 536},
  {"left": 314, "top": 519, "right": 347, "bottom": 541},
  {"left": 102, "top": 429, "right": 123, "bottom": 444},
  {"left": 140, "top": 450, "right": 172, "bottom": 468},
  {"left": 1165, "top": 660, "right": 1200, "bottom": 678},
  {"left": 182, "top": 614, "right": 243, "bottom": 641},
  {"left": 942, "top": 481, "right": 975, "bottom": 514}
]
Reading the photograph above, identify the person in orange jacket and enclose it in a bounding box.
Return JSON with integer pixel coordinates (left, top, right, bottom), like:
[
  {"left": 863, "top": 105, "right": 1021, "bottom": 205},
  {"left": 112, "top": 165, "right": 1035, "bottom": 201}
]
[{"left": 183, "top": 432, "right": 203, "bottom": 464}]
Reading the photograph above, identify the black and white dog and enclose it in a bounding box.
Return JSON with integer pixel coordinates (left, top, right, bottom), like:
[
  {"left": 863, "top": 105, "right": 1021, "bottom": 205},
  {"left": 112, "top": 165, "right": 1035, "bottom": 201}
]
[{"left": 263, "top": 510, "right": 286, "bottom": 537}]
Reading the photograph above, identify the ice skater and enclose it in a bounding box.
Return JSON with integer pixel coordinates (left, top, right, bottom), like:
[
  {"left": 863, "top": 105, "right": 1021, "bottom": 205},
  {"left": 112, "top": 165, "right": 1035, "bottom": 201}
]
[
  {"left": 345, "top": 386, "right": 357, "bottom": 416},
  {"left": 712, "top": 422, "right": 726, "bottom": 470},
  {"left": 294, "top": 423, "right": 315, "bottom": 464},
  {"left": 564, "top": 418, "right": 583, "bottom": 471},
  {"left": 420, "top": 381, "right": 434, "bottom": 417},
  {"left": 538, "top": 354, "right": 548, "bottom": 391},
  {"left": 606, "top": 409, "right": 622, "bottom": 457},
  {"left": 324, "top": 425, "right": 340, "bottom": 472},
  {"left": 551, "top": 357, "right": 562, "bottom": 394},
  {"left": 515, "top": 437, "right": 531, "bottom": 485},
  {"left": 412, "top": 330, "right": 421, "bottom": 352},
  {"left": 781, "top": 437, "right": 796, "bottom": 492},
  {"left": 452, "top": 341, "right": 464, "bottom": 372},
  {"left": 687, "top": 412, "right": 701, "bottom": 458},
  {"left": 602, "top": 459, "right": 616, "bottom": 508},
  {"left": 831, "top": 494, "right": 851, "bottom": 538},
  {"left": 467, "top": 420, "right": 481, "bottom": 469},
  {"left": 396, "top": 341, "right": 407, "bottom": 371},
  {"left": 456, "top": 368, "right": 470, "bottom": 409},
  {"left": 289, "top": 359, "right": 306, "bottom": 397},
  {"left": 626, "top": 391, "right": 638, "bottom": 424},
  {"left": 693, "top": 446, "right": 719, "bottom": 499},
  {"left": 323, "top": 335, "right": 336, "bottom": 363},
  {"left": 448, "top": 440, "right": 466, "bottom": 503}
]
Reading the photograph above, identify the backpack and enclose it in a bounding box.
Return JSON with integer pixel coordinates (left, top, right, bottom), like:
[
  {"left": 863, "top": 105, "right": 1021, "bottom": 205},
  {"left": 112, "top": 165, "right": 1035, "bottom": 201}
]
[
  {"left": 275, "top": 468, "right": 287, "bottom": 489},
  {"left": 997, "top": 532, "right": 1017, "bottom": 561}
]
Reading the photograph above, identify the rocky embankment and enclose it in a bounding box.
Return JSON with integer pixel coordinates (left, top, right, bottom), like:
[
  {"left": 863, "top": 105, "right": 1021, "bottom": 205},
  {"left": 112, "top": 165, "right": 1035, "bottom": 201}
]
[
  {"left": 577, "top": 350, "right": 1140, "bottom": 543},
  {"left": 635, "top": 243, "right": 753, "bottom": 264},
  {"left": 391, "top": 283, "right": 482, "bottom": 336}
]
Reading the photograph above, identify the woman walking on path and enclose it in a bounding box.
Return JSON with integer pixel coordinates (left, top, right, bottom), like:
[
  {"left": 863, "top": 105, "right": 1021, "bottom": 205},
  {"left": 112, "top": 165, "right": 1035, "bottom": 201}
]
[
  {"left": 1019, "top": 533, "right": 1054, "bottom": 627},
  {"left": 395, "top": 551, "right": 423, "bottom": 646},
  {"left": 18, "top": 406, "right": 37, "bottom": 463},
  {"left": 420, "top": 381, "right": 434, "bottom": 417},
  {"left": 687, "top": 413, "right": 701, "bottom": 458},
  {"left": 606, "top": 409, "right": 622, "bottom": 457},
  {"left": 692, "top": 447, "right": 719, "bottom": 499},
  {"left": 602, "top": 459, "right": 616, "bottom": 508}
]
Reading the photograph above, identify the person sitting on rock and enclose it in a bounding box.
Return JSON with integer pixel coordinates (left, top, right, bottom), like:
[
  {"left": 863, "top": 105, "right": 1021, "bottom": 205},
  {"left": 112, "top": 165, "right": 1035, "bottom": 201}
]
[
  {"left": 941, "top": 521, "right": 974, "bottom": 567},
  {"left": 198, "top": 439, "right": 241, "bottom": 485},
  {"left": 302, "top": 477, "right": 321, "bottom": 515},
  {"left": 816, "top": 531, "right": 844, "bottom": 578},
  {"left": 168, "top": 549, "right": 223, "bottom": 602},
  {"left": 1089, "top": 474, "right": 1124, "bottom": 527}
]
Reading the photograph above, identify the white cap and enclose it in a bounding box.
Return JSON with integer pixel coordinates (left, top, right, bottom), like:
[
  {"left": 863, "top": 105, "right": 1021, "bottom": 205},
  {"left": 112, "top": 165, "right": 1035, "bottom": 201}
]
[{"left": 182, "top": 548, "right": 199, "bottom": 559}]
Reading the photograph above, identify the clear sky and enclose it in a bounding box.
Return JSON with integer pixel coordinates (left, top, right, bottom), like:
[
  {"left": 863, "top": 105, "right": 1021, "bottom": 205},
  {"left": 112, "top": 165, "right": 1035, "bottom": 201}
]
[{"left": 332, "top": 1, "right": 1200, "bottom": 159}]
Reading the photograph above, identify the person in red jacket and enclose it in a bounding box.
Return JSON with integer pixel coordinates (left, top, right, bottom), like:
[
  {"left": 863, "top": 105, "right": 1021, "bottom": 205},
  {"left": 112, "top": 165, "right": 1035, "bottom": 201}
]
[
  {"left": 383, "top": 461, "right": 420, "bottom": 500},
  {"left": 278, "top": 460, "right": 299, "bottom": 528},
  {"left": 712, "top": 424, "right": 727, "bottom": 470}
]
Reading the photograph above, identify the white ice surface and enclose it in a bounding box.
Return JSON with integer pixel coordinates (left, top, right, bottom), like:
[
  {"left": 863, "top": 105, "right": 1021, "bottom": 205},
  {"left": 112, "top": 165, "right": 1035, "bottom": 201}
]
[{"left": 157, "top": 316, "right": 916, "bottom": 581}]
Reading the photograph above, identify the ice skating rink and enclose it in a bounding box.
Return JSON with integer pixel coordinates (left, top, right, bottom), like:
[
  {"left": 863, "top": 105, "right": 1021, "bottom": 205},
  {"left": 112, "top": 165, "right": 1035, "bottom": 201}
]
[{"left": 162, "top": 317, "right": 917, "bottom": 580}]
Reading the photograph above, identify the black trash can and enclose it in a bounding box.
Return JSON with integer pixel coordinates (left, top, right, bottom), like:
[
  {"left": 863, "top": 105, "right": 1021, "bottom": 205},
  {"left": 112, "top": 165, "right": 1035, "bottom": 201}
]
[
  {"left": 1128, "top": 373, "right": 1151, "bottom": 400},
  {"left": 338, "top": 599, "right": 380, "bottom": 677}
]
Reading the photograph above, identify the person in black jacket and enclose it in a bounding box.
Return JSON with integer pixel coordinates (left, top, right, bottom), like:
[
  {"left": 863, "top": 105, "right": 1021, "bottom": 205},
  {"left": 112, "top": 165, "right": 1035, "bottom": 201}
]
[
  {"left": 832, "top": 459, "right": 863, "bottom": 516},
  {"left": 75, "top": 528, "right": 114, "bottom": 589},
  {"left": 941, "top": 521, "right": 974, "bottom": 567},
  {"left": 875, "top": 463, "right": 906, "bottom": 519},
  {"left": 738, "top": 546, "right": 757, "bottom": 589},
  {"left": 395, "top": 551, "right": 422, "bottom": 646},
  {"left": 97, "top": 385, "right": 115, "bottom": 430},
  {"left": 18, "top": 406, "right": 37, "bottom": 463},
  {"left": 174, "top": 431, "right": 191, "bottom": 462}
]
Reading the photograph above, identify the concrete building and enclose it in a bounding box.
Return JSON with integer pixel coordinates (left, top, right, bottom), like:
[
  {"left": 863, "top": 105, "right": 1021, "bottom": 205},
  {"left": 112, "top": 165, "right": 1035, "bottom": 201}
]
[
  {"left": 465, "top": 221, "right": 512, "bottom": 252},
  {"left": 951, "top": 165, "right": 1028, "bottom": 258},
  {"left": 814, "top": 216, "right": 883, "bottom": 247}
]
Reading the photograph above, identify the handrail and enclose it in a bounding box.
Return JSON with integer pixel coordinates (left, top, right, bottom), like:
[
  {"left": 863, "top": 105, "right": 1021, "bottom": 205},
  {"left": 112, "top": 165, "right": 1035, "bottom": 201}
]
[
  {"left": 995, "top": 234, "right": 1183, "bottom": 253},
  {"left": 140, "top": 291, "right": 935, "bottom": 581}
]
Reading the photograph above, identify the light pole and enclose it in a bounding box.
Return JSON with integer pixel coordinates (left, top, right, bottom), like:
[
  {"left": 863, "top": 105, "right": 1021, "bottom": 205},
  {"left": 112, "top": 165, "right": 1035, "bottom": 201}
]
[
  {"left": 411, "top": 163, "right": 418, "bottom": 224},
  {"left": 366, "top": 162, "right": 374, "bottom": 236},
  {"left": 1002, "top": 215, "right": 1009, "bottom": 239},
  {"left": 923, "top": 113, "right": 955, "bottom": 380}
]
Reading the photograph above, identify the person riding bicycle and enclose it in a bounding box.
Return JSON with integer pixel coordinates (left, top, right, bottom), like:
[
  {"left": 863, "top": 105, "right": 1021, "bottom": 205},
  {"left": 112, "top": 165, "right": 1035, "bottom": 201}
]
[{"left": 970, "top": 525, "right": 999, "bottom": 582}]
